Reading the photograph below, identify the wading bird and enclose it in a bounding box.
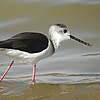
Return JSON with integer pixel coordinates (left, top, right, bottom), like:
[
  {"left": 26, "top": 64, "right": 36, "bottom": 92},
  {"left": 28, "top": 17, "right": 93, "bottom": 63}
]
[{"left": 0, "top": 24, "right": 92, "bottom": 84}]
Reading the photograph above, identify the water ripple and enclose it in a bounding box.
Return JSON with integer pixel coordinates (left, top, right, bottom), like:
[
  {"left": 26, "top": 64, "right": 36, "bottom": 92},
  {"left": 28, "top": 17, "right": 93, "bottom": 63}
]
[
  {"left": 36, "top": 73, "right": 100, "bottom": 84},
  {"left": 17, "top": 0, "right": 100, "bottom": 5}
]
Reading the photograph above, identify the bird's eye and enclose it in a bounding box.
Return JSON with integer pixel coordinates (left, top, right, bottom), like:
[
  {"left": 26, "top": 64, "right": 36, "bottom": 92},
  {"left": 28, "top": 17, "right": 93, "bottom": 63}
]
[{"left": 63, "top": 29, "right": 67, "bottom": 33}]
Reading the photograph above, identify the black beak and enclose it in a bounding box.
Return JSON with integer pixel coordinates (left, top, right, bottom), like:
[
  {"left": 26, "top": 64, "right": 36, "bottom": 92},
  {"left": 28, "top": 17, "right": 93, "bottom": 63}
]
[{"left": 70, "top": 35, "right": 92, "bottom": 47}]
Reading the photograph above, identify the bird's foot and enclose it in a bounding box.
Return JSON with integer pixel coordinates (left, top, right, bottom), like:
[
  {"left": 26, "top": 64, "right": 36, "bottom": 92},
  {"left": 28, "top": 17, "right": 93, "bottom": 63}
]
[{"left": 28, "top": 81, "right": 35, "bottom": 88}]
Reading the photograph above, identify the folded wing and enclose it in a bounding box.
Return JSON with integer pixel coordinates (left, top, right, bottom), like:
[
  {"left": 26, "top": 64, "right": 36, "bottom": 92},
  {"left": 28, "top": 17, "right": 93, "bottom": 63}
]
[{"left": 0, "top": 32, "right": 49, "bottom": 53}]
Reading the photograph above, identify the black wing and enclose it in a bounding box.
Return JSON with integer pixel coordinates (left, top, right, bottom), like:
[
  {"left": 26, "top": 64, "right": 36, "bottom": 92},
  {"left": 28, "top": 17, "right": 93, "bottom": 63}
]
[{"left": 0, "top": 32, "right": 49, "bottom": 53}]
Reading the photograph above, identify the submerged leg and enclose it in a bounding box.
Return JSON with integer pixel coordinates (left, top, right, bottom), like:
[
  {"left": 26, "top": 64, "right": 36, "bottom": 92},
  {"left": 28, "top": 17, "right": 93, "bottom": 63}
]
[{"left": 0, "top": 61, "right": 14, "bottom": 82}]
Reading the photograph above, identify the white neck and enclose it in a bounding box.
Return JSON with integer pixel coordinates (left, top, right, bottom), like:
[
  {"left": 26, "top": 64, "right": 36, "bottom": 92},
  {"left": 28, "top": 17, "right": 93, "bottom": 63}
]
[{"left": 49, "top": 32, "right": 64, "bottom": 51}]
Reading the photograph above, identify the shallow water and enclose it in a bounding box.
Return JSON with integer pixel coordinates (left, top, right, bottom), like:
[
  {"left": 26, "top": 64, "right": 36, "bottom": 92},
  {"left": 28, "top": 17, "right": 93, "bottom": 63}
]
[{"left": 0, "top": 0, "right": 100, "bottom": 99}]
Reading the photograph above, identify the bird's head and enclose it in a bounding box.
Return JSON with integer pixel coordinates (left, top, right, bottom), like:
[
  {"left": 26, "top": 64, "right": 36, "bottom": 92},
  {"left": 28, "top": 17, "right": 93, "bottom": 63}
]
[
  {"left": 49, "top": 24, "right": 92, "bottom": 47},
  {"left": 49, "top": 24, "right": 70, "bottom": 42}
]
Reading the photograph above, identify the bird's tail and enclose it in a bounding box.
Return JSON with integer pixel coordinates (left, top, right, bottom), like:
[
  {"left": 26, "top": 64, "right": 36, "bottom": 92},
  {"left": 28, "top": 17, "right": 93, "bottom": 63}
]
[
  {"left": 0, "top": 41, "right": 4, "bottom": 48},
  {"left": 0, "top": 41, "right": 8, "bottom": 53}
]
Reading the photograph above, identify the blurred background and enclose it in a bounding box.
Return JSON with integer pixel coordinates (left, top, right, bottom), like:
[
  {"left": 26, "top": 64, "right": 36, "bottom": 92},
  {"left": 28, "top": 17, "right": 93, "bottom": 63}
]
[{"left": 0, "top": 0, "right": 100, "bottom": 100}]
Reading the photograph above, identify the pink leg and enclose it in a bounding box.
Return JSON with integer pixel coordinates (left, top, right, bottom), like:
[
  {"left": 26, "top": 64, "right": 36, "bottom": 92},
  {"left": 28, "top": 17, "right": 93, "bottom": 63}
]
[
  {"left": 32, "top": 65, "right": 36, "bottom": 84},
  {"left": 28, "top": 65, "right": 36, "bottom": 87},
  {"left": 0, "top": 61, "right": 14, "bottom": 82}
]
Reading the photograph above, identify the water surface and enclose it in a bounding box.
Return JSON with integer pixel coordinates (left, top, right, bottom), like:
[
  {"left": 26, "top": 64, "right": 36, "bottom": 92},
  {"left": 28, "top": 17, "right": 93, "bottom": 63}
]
[{"left": 0, "top": 0, "right": 100, "bottom": 100}]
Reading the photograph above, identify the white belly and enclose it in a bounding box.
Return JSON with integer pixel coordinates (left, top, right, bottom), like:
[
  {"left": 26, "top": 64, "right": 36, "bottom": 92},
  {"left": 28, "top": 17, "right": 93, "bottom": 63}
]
[{"left": 0, "top": 41, "right": 54, "bottom": 65}]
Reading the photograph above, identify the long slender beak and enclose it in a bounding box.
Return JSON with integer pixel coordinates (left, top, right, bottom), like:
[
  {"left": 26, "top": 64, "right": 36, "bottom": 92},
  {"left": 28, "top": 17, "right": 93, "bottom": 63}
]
[{"left": 70, "top": 35, "right": 92, "bottom": 46}]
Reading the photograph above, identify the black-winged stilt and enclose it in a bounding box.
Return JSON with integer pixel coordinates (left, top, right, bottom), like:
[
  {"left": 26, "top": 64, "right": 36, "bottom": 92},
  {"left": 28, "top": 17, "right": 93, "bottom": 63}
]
[{"left": 0, "top": 24, "right": 92, "bottom": 84}]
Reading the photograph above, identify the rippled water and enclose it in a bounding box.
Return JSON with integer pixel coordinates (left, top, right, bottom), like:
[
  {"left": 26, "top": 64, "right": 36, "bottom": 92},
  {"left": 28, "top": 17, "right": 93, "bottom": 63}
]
[{"left": 0, "top": 0, "right": 100, "bottom": 100}]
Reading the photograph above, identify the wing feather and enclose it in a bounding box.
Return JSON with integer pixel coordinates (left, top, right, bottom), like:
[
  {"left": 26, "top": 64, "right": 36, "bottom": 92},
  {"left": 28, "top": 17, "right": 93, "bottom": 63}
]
[{"left": 0, "top": 32, "right": 49, "bottom": 53}]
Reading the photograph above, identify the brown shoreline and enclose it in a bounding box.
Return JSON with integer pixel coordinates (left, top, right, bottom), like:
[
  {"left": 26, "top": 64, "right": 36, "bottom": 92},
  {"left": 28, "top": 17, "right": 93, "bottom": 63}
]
[
  {"left": 51, "top": 82, "right": 100, "bottom": 100},
  {"left": 1, "top": 82, "right": 100, "bottom": 100}
]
